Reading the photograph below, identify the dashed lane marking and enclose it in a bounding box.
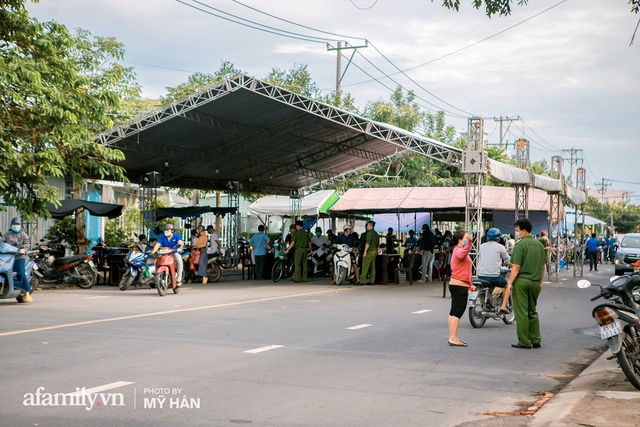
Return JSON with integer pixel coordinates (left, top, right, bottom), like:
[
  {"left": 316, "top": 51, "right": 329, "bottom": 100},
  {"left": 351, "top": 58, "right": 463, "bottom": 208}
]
[
  {"left": 346, "top": 324, "right": 372, "bottom": 330},
  {"left": 244, "top": 345, "right": 284, "bottom": 354},
  {"left": 412, "top": 309, "right": 433, "bottom": 314}
]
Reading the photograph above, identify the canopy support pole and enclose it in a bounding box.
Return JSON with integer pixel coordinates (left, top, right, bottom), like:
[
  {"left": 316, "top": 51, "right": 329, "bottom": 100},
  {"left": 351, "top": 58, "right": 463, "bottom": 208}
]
[
  {"left": 548, "top": 155, "right": 563, "bottom": 282},
  {"left": 515, "top": 139, "right": 530, "bottom": 221},
  {"left": 463, "top": 117, "right": 486, "bottom": 278},
  {"left": 574, "top": 168, "right": 587, "bottom": 278}
]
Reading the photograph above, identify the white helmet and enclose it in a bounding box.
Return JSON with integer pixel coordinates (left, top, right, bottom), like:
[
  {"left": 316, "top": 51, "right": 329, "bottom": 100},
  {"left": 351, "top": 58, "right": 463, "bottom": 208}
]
[{"left": 343, "top": 223, "right": 352, "bottom": 231}]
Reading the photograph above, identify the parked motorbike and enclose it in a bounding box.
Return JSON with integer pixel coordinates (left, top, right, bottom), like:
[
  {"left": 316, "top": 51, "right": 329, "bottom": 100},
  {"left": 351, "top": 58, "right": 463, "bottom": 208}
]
[
  {"left": 155, "top": 247, "right": 180, "bottom": 296},
  {"left": 308, "top": 244, "right": 332, "bottom": 278},
  {"left": 31, "top": 246, "right": 97, "bottom": 289},
  {"left": 182, "top": 246, "right": 222, "bottom": 283},
  {"left": 331, "top": 244, "right": 359, "bottom": 286},
  {"left": 119, "top": 249, "right": 157, "bottom": 291},
  {"left": 577, "top": 268, "right": 640, "bottom": 390},
  {"left": 468, "top": 267, "right": 515, "bottom": 328},
  {"left": 0, "top": 243, "right": 36, "bottom": 303}
]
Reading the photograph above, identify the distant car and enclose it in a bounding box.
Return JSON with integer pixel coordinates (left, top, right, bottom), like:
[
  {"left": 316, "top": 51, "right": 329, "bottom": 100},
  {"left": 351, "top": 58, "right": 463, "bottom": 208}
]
[{"left": 614, "top": 233, "right": 640, "bottom": 275}]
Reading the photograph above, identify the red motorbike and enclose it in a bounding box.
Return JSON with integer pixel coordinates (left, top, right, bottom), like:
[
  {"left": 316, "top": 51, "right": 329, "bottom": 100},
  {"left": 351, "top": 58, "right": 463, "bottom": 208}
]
[{"left": 155, "top": 247, "right": 179, "bottom": 296}]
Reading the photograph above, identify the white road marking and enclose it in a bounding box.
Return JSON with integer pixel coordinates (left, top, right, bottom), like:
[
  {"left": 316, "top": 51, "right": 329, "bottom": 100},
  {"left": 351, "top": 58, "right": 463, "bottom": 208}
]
[
  {"left": 0, "top": 288, "right": 356, "bottom": 337},
  {"left": 67, "top": 381, "right": 134, "bottom": 396},
  {"left": 244, "top": 345, "right": 284, "bottom": 354},
  {"left": 346, "top": 324, "right": 372, "bottom": 330},
  {"left": 83, "top": 296, "right": 109, "bottom": 300},
  {"left": 412, "top": 309, "right": 433, "bottom": 314}
]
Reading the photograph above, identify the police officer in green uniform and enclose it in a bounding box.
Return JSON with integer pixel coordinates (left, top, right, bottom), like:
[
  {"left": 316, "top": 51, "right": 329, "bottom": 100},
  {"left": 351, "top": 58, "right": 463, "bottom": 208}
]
[
  {"left": 361, "top": 220, "right": 380, "bottom": 286},
  {"left": 507, "top": 218, "right": 546, "bottom": 349},
  {"left": 286, "top": 220, "right": 312, "bottom": 282}
]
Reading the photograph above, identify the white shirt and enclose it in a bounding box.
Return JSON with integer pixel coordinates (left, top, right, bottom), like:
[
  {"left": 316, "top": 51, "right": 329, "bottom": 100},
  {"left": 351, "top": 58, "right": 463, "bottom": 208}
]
[
  {"left": 311, "top": 235, "right": 328, "bottom": 248},
  {"left": 207, "top": 232, "right": 219, "bottom": 254},
  {"left": 478, "top": 241, "right": 510, "bottom": 277}
]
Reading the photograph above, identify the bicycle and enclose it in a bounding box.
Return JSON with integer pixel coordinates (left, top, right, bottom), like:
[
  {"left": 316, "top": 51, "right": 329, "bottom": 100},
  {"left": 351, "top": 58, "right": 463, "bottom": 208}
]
[{"left": 271, "top": 248, "right": 294, "bottom": 282}]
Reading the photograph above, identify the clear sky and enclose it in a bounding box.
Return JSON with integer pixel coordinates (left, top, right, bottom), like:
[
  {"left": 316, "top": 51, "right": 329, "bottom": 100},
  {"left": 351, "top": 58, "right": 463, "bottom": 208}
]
[{"left": 27, "top": 0, "right": 640, "bottom": 200}]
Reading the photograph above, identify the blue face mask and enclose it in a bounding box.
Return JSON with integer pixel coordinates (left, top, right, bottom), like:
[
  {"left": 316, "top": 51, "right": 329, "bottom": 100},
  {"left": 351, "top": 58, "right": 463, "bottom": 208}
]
[
  {"left": 315, "top": 232, "right": 321, "bottom": 237},
  {"left": 11, "top": 225, "right": 21, "bottom": 233}
]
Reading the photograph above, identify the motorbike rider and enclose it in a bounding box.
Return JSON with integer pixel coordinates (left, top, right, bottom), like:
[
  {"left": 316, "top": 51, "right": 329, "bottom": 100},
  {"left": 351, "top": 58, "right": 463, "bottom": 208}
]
[
  {"left": 0, "top": 217, "right": 32, "bottom": 302},
  {"left": 151, "top": 223, "right": 184, "bottom": 285},
  {"left": 478, "top": 228, "right": 511, "bottom": 313},
  {"left": 331, "top": 224, "right": 361, "bottom": 285}
]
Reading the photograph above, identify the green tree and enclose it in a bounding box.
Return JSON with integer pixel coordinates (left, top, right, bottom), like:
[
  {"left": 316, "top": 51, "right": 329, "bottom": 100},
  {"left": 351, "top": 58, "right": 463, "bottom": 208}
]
[
  {"left": 0, "top": 0, "right": 133, "bottom": 221},
  {"left": 161, "top": 61, "right": 244, "bottom": 105}
]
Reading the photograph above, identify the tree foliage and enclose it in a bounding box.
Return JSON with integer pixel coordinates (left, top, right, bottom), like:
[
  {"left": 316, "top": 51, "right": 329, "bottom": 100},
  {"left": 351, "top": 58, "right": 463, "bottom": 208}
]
[
  {"left": 437, "top": 0, "right": 528, "bottom": 17},
  {"left": 0, "top": 0, "right": 134, "bottom": 220},
  {"left": 585, "top": 196, "right": 640, "bottom": 234}
]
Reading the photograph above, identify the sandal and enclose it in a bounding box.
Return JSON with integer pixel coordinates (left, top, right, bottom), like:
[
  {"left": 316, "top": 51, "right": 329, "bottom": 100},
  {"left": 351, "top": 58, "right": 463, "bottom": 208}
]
[{"left": 448, "top": 340, "right": 468, "bottom": 347}]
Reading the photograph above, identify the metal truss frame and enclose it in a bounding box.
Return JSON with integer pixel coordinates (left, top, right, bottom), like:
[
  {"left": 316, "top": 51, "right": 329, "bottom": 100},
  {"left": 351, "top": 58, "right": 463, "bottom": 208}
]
[
  {"left": 93, "top": 74, "right": 463, "bottom": 194},
  {"left": 463, "top": 117, "right": 486, "bottom": 277},
  {"left": 514, "top": 139, "right": 530, "bottom": 221},
  {"left": 548, "top": 156, "right": 563, "bottom": 282},
  {"left": 574, "top": 168, "right": 587, "bottom": 278}
]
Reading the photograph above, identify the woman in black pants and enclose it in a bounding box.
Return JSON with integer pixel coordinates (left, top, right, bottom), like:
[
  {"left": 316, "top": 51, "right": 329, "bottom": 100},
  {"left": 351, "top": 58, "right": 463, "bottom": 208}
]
[{"left": 448, "top": 230, "right": 475, "bottom": 347}]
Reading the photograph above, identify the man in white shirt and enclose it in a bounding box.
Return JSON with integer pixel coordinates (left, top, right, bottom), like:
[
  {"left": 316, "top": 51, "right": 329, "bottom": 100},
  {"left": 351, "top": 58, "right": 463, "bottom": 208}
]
[
  {"left": 478, "top": 228, "right": 511, "bottom": 313},
  {"left": 206, "top": 225, "right": 220, "bottom": 254}
]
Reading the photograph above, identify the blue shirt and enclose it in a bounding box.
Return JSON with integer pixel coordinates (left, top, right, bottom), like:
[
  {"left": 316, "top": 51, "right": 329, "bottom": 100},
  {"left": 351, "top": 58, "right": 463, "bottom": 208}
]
[
  {"left": 585, "top": 237, "right": 599, "bottom": 253},
  {"left": 250, "top": 232, "right": 270, "bottom": 256},
  {"left": 158, "top": 233, "right": 183, "bottom": 250},
  {"left": 333, "top": 233, "right": 358, "bottom": 248}
]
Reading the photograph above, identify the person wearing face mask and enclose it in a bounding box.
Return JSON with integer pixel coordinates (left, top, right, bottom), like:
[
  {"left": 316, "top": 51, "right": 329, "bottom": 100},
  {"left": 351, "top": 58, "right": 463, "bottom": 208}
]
[
  {"left": 311, "top": 227, "right": 329, "bottom": 276},
  {"left": 0, "top": 217, "right": 32, "bottom": 302},
  {"left": 361, "top": 220, "right": 380, "bottom": 286},
  {"left": 151, "top": 223, "right": 185, "bottom": 286},
  {"left": 507, "top": 218, "right": 546, "bottom": 349}
]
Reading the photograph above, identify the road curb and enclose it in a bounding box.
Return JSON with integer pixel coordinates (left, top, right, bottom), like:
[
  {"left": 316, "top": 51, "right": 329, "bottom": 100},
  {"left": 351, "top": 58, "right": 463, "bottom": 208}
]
[{"left": 529, "top": 350, "right": 620, "bottom": 426}]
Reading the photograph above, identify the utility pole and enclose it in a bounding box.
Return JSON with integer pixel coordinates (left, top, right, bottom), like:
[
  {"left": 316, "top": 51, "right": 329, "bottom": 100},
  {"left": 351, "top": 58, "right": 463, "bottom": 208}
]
[
  {"left": 561, "top": 148, "right": 583, "bottom": 186},
  {"left": 327, "top": 41, "right": 368, "bottom": 95},
  {"left": 336, "top": 41, "right": 342, "bottom": 94},
  {"left": 493, "top": 116, "right": 520, "bottom": 150},
  {"left": 595, "top": 178, "right": 612, "bottom": 204}
]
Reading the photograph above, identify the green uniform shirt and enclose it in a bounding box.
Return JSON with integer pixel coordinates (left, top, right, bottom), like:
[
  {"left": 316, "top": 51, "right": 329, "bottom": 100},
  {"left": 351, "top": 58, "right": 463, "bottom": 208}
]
[
  {"left": 365, "top": 229, "right": 380, "bottom": 251},
  {"left": 292, "top": 229, "right": 311, "bottom": 249},
  {"left": 511, "top": 235, "right": 546, "bottom": 282}
]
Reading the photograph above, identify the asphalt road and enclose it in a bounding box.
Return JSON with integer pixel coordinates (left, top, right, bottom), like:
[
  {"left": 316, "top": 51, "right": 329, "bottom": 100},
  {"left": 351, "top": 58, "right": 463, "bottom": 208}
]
[{"left": 0, "top": 264, "right": 614, "bottom": 427}]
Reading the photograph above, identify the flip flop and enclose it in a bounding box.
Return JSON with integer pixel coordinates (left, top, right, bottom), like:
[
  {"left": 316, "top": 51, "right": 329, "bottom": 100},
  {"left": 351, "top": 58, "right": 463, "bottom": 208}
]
[{"left": 448, "top": 340, "right": 468, "bottom": 347}]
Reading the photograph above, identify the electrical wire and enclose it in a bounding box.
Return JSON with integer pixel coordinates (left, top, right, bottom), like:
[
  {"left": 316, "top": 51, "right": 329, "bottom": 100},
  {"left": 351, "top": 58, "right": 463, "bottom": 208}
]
[
  {"left": 231, "top": 0, "right": 367, "bottom": 41},
  {"left": 520, "top": 117, "right": 561, "bottom": 151},
  {"left": 353, "top": 50, "right": 469, "bottom": 118},
  {"left": 340, "top": 0, "right": 568, "bottom": 89},
  {"left": 367, "top": 41, "right": 476, "bottom": 116},
  {"left": 605, "top": 179, "right": 640, "bottom": 186},
  {"left": 179, "top": 0, "right": 473, "bottom": 118},
  {"left": 581, "top": 154, "right": 600, "bottom": 183},
  {"left": 189, "top": 0, "right": 342, "bottom": 42},
  {"left": 175, "top": 0, "right": 331, "bottom": 44},
  {"left": 119, "top": 60, "right": 199, "bottom": 74}
]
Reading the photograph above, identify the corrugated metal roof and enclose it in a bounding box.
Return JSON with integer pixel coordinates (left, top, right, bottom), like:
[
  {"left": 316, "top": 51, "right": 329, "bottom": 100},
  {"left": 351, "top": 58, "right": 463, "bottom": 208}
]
[{"left": 331, "top": 186, "right": 550, "bottom": 213}]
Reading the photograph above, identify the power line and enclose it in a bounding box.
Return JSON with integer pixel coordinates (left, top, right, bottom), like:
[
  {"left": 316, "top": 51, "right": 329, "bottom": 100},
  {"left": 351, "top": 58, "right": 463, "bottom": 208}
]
[
  {"left": 339, "top": 0, "right": 569, "bottom": 89},
  {"left": 352, "top": 50, "right": 469, "bottom": 118},
  {"left": 367, "top": 41, "right": 476, "bottom": 116},
  {"left": 607, "top": 178, "right": 640, "bottom": 186},
  {"left": 175, "top": 0, "right": 331, "bottom": 44},
  {"left": 519, "top": 117, "right": 561, "bottom": 151},
  {"left": 231, "top": 0, "right": 367, "bottom": 41},
  {"left": 119, "top": 60, "right": 199, "bottom": 74}
]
